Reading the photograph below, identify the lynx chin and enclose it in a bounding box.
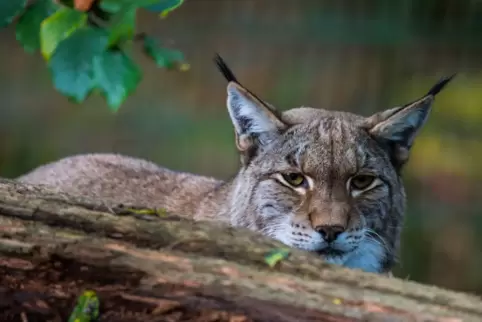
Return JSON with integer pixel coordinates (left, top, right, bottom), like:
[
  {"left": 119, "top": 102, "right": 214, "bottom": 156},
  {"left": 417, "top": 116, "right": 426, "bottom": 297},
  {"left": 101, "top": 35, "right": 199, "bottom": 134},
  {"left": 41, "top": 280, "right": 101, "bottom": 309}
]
[{"left": 17, "top": 55, "right": 454, "bottom": 274}]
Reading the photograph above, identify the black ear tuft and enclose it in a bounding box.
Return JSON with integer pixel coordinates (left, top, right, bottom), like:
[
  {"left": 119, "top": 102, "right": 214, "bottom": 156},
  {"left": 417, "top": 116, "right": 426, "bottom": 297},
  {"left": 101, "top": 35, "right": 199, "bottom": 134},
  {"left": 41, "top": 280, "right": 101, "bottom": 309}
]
[
  {"left": 426, "top": 74, "right": 456, "bottom": 97},
  {"left": 213, "top": 54, "right": 279, "bottom": 114},
  {"left": 214, "top": 54, "right": 238, "bottom": 83}
]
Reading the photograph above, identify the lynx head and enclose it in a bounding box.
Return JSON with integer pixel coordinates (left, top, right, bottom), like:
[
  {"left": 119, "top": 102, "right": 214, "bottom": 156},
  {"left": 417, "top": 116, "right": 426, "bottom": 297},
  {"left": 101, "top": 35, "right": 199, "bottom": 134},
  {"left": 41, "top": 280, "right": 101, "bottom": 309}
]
[{"left": 215, "top": 55, "right": 453, "bottom": 273}]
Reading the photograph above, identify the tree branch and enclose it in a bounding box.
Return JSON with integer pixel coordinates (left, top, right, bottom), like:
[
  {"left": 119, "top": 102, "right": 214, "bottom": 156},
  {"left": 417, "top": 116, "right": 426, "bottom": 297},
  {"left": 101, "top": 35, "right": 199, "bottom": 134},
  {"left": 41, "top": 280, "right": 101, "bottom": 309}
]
[{"left": 0, "top": 178, "right": 480, "bottom": 321}]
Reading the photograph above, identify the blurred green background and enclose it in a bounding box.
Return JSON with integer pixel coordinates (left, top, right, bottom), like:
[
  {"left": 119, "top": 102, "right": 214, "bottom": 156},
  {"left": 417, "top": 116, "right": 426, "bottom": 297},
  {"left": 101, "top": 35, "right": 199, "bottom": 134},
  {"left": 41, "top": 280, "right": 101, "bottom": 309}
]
[{"left": 1, "top": 0, "right": 482, "bottom": 294}]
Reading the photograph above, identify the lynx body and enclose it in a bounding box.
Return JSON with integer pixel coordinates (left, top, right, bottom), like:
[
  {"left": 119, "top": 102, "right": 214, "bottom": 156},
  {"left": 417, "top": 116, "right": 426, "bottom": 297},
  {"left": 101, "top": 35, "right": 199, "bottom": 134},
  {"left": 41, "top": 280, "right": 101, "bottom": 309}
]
[{"left": 18, "top": 56, "right": 453, "bottom": 274}]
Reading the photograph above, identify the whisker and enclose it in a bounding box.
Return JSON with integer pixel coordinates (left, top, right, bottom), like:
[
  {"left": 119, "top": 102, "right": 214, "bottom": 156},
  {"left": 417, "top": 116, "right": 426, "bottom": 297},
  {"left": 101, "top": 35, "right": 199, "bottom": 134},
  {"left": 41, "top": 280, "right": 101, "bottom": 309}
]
[
  {"left": 364, "top": 228, "right": 391, "bottom": 254},
  {"left": 259, "top": 222, "right": 287, "bottom": 232}
]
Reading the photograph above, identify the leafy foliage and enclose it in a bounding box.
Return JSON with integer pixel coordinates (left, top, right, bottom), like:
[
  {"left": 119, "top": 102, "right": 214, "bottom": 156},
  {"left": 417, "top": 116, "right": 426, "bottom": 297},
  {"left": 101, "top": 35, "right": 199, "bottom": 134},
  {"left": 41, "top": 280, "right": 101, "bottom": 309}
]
[
  {"left": 0, "top": 0, "right": 27, "bottom": 27},
  {"left": 15, "top": 0, "right": 57, "bottom": 53},
  {"left": 40, "top": 7, "right": 88, "bottom": 60},
  {"left": 1, "top": 0, "right": 187, "bottom": 111},
  {"left": 143, "top": 35, "right": 189, "bottom": 70},
  {"left": 93, "top": 50, "right": 142, "bottom": 109},
  {"left": 48, "top": 27, "right": 109, "bottom": 103},
  {"left": 145, "top": 0, "right": 185, "bottom": 18},
  {"left": 68, "top": 290, "right": 100, "bottom": 322},
  {"left": 264, "top": 248, "right": 291, "bottom": 268}
]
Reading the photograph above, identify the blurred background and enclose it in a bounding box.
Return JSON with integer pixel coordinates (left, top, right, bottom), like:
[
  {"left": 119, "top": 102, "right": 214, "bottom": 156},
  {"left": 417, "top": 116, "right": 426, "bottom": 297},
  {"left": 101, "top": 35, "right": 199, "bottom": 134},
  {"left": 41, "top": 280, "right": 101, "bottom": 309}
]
[{"left": 1, "top": 0, "right": 482, "bottom": 294}]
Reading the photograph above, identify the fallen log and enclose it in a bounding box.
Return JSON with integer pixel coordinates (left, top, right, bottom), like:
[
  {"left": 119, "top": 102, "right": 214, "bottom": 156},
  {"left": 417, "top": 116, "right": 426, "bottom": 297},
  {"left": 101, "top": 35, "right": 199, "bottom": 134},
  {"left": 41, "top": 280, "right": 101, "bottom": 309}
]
[{"left": 0, "top": 178, "right": 480, "bottom": 322}]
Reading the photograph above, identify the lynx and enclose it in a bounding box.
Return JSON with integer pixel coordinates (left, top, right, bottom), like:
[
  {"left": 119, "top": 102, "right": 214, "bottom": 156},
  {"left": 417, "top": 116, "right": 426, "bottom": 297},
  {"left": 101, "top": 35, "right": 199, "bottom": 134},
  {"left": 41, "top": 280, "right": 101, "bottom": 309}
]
[{"left": 17, "top": 55, "right": 453, "bottom": 274}]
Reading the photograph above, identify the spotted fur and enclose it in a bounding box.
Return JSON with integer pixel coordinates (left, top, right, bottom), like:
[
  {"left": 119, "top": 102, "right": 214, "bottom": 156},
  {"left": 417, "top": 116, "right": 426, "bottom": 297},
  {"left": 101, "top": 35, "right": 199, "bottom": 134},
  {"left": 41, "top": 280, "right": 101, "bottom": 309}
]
[{"left": 17, "top": 56, "right": 453, "bottom": 274}]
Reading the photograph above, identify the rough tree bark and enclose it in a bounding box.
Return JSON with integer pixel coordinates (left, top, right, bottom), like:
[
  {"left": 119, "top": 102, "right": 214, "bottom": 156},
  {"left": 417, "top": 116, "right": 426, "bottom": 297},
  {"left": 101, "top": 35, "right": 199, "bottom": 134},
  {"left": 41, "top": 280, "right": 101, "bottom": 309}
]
[{"left": 0, "top": 178, "right": 480, "bottom": 322}]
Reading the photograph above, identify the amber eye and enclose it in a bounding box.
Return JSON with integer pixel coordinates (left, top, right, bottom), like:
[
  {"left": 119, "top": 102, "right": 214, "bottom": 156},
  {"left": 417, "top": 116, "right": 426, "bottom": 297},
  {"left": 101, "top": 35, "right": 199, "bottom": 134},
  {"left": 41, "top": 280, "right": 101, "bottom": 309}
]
[
  {"left": 281, "top": 173, "right": 306, "bottom": 187},
  {"left": 350, "top": 175, "right": 375, "bottom": 190}
]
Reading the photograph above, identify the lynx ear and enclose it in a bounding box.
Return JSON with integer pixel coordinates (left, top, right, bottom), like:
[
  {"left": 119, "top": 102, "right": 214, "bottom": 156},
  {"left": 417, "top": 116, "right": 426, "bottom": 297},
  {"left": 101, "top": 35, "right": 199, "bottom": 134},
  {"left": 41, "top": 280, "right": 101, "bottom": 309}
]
[
  {"left": 226, "top": 82, "right": 286, "bottom": 151},
  {"left": 366, "top": 75, "right": 455, "bottom": 167},
  {"left": 214, "top": 54, "right": 286, "bottom": 153}
]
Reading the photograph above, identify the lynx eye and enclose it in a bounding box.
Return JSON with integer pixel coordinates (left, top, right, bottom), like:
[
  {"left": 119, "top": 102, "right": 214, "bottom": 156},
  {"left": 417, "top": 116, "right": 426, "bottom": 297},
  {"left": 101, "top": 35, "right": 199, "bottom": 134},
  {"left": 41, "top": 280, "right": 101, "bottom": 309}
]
[
  {"left": 350, "top": 175, "right": 376, "bottom": 190},
  {"left": 281, "top": 173, "right": 306, "bottom": 187}
]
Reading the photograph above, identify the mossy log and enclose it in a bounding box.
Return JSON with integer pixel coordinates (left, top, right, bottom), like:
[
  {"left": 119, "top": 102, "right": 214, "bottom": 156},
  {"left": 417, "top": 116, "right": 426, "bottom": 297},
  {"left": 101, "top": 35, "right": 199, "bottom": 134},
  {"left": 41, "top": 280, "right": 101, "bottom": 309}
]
[{"left": 0, "top": 178, "right": 480, "bottom": 322}]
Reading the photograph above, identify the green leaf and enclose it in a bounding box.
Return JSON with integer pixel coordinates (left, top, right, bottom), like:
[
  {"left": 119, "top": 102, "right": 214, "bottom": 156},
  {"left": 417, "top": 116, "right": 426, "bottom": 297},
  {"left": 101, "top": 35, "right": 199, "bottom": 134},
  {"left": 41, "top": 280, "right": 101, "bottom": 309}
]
[
  {"left": 57, "top": 0, "right": 75, "bottom": 8},
  {"left": 107, "top": 6, "right": 137, "bottom": 46},
  {"left": 144, "top": 0, "right": 184, "bottom": 18},
  {"left": 143, "top": 36, "right": 187, "bottom": 70},
  {"left": 15, "top": 0, "right": 59, "bottom": 53},
  {"left": 0, "top": 0, "right": 27, "bottom": 27},
  {"left": 264, "top": 248, "right": 291, "bottom": 268},
  {"left": 49, "top": 27, "right": 109, "bottom": 103},
  {"left": 40, "top": 7, "right": 88, "bottom": 60},
  {"left": 93, "top": 50, "right": 141, "bottom": 111},
  {"left": 98, "top": 0, "right": 122, "bottom": 13},
  {"left": 68, "top": 290, "right": 100, "bottom": 322},
  {"left": 99, "top": 0, "right": 160, "bottom": 13}
]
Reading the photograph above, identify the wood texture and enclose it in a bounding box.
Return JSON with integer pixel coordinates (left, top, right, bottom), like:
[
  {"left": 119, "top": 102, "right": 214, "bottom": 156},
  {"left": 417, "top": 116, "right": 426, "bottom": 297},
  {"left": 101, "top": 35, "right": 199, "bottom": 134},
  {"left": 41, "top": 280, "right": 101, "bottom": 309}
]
[{"left": 0, "top": 178, "right": 480, "bottom": 322}]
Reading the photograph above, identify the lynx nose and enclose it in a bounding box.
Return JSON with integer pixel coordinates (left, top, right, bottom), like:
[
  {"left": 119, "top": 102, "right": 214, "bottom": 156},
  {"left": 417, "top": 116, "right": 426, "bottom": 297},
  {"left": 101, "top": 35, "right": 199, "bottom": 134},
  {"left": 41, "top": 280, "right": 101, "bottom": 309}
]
[{"left": 315, "top": 225, "right": 345, "bottom": 243}]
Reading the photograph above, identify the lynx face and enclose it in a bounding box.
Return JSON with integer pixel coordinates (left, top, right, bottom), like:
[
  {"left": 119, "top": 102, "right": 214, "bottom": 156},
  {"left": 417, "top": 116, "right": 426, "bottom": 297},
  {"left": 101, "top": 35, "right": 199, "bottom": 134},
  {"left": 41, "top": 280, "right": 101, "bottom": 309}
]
[
  {"left": 217, "top": 56, "right": 452, "bottom": 274},
  {"left": 230, "top": 115, "right": 403, "bottom": 273}
]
